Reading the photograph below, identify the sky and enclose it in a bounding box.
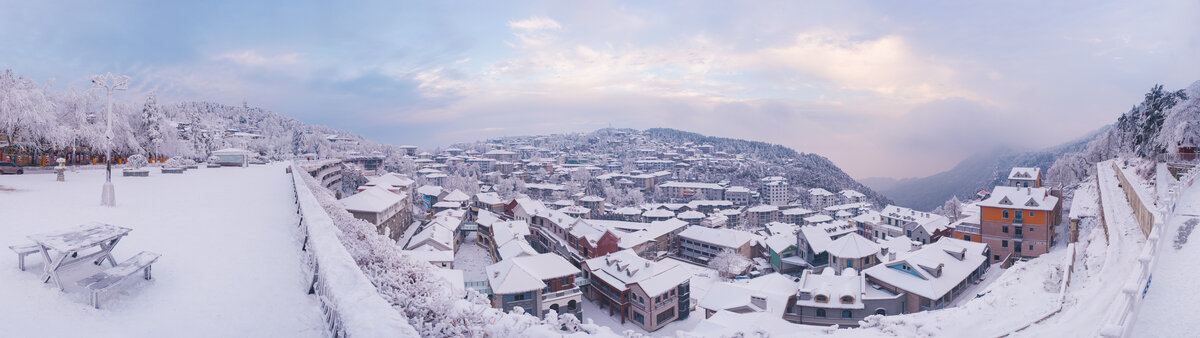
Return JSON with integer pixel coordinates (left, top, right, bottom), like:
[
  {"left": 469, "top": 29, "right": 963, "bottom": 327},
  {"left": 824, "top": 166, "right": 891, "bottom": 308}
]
[{"left": 1, "top": 0, "right": 1197, "bottom": 179}]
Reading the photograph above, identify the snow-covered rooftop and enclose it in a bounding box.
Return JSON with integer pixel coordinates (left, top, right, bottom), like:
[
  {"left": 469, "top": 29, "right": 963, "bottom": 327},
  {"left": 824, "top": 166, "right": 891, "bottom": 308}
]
[
  {"left": 485, "top": 254, "right": 579, "bottom": 294},
  {"left": 679, "top": 227, "right": 753, "bottom": 249},
  {"left": 582, "top": 249, "right": 690, "bottom": 297},
  {"left": 1007, "top": 167, "right": 1041, "bottom": 181},
  {"left": 978, "top": 186, "right": 1059, "bottom": 211},
  {"left": 863, "top": 238, "right": 988, "bottom": 300},
  {"left": 340, "top": 186, "right": 404, "bottom": 213},
  {"left": 825, "top": 233, "right": 881, "bottom": 259}
]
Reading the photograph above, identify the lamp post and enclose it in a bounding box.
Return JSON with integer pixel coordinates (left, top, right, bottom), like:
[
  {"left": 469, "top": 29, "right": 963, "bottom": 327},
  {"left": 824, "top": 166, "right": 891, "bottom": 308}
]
[{"left": 91, "top": 73, "right": 130, "bottom": 207}]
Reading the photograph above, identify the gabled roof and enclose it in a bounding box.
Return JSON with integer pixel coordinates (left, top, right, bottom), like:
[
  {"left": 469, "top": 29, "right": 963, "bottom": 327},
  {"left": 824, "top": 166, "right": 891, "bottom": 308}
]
[
  {"left": 442, "top": 190, "right": 470, "bottom": 202},
  {"left": 808, "top": 188, "right": 834, "bottom": 196},
  {"left": 863, "top": 238, "right": 988, "bottom": 300},
  {"left": 474, "top": 192, "right": 505, "bottom": 205},
  {"left": 486, "top": 254, "right": 579, "bottom": 294},
  {"left": 582, "top": 249, "right": 690, "bottom": 296},
  {"left": 1008, "top": 167, "right": 1041, "bottom": 180},
  {"left": 765, "top": 234, "right": 796, "bottom": 253},
  {"left": 340, "top": 187, "right": 403, "bottom": 213},
  {"left": 824, "top": 233, "right": 880, "bottom": 259},
  {"left": 417, "top": 185, "right": 443, "bottom": 196},
  {"left": 978, "top": 186, "right": 1058, "bottom": 211}
]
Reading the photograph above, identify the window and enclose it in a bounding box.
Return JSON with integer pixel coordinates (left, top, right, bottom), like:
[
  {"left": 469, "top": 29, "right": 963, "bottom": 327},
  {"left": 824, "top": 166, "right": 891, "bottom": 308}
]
[
  {"left": 1030, "top": 244, "right": 1034, "bottom": 250},
  {"left": 1003, "top": 210, "right": 1009, "bottom": 218},
  {"left": 840, "top": 296, "right": 854, "bottom": 304},
  {"left": 1029, "top": 227, "right": 1034, "bottom": 232},
  {"left": 815, "top": 295, "right": 829, "bottom": 303},
  {"left": 875, "top": 309, "right": 886, "bottom": 316},
  {"left": 994, "top": 255, "right": 1000, "bottom": 261},
  {"left": 963, "top": 235, "right": 972, "bottom": 241},
  {"left": 816, "top": 309, "right": 826, "bottom": 318},
  {"left": 847, "top": 259, "right": 854, "bottom": 268},
  {"left": 842, "top": 310, "right": 852, "bottom": 318},
  {"left": 633, "top": 312, "right": 645, "bottom": 324},
  {"left": 656, "top": 307, "right": 676, "bottom": 323},
  {"left": 562, "top": 276, "right": 570, "bottom": 286},
  {"left": 1002, "top": 240, "right": 1008, "bottom": 248},
  {"left": 1002, "top": 226, "right": 1009, "bottom": 233},
  {"left": 1015, "top": 211, "right": 1022, "bottom": 218},
  {"left": 1029, "top": 211, "right": 1035, "bottom": 217}
]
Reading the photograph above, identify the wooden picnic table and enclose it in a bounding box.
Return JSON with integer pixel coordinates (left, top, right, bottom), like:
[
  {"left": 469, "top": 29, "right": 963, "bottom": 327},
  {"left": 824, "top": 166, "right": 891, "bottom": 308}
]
[{"left": 27, "top": 222, "right": 132, "bottom": 291}]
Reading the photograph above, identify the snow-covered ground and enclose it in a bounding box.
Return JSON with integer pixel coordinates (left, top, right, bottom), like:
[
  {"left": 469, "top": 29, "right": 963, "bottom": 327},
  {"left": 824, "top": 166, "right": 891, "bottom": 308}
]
[
  {"left": 454, "top": 234, "right": 493, "bottom": 282},
  {"left": 0, "top": 164, "right": 326, "bottom": 337},
  {"left": 1134, "top": 174, "right": 1200, "bottom": 336}
]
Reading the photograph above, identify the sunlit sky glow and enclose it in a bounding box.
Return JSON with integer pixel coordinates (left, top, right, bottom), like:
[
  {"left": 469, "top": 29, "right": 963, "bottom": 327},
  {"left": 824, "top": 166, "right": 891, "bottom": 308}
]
[{"left": 2, "top": 0, "right": 1197, "bottom": 178}]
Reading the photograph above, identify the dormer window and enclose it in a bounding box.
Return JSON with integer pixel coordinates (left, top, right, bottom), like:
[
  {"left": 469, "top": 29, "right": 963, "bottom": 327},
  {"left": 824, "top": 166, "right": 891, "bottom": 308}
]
[
  {"left": 840, "top": 296, "right": 855, "bottom": 304},
  {"left": 815, "top": 295, "right": 829, "bottom": 303}
]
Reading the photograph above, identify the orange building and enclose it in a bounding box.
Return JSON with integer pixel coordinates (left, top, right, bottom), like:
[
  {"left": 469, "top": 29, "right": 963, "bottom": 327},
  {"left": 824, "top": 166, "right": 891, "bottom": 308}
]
[{"left": 977, "top": 186, "right": 1061, "bottom": 263}]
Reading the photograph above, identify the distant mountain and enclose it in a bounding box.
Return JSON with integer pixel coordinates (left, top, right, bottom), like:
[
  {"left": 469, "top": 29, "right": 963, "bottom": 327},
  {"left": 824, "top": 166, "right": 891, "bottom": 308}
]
[
  {"left": 878, "top": 131, "right": 1100, "bottom": 212},
  {"left": 643, "top": 128, "right": 893, "bottom": 207},
  {"left": 860, "top": 177, "right": 903, "bottom": 192}
]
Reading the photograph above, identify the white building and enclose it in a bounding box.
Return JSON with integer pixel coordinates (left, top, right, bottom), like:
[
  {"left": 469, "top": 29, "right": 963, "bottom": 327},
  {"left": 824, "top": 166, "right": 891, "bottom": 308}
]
[
  {"left": 761, "top": 177, "right": 790, "bottom": 206},
  {"left": 808, "top": 188, "right": 837, "bottom": 209}
]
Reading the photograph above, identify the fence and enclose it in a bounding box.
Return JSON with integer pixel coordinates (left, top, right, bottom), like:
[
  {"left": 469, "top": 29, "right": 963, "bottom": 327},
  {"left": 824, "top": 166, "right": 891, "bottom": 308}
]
[
  {"left": 1098, "top": 160, "right": 1200, "bottom": 337},
  {"left": 288, "top": 162, "right": 417, "bottom": 337},
  {"left": 1109, "top": 161, "right": 1160, "bottom": 237}
]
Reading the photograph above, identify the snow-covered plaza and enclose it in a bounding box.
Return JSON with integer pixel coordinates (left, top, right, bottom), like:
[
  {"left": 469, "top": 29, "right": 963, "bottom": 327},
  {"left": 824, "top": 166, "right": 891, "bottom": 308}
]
[{"left": 0, "top": 164, "right": 327, "bottom": 337}]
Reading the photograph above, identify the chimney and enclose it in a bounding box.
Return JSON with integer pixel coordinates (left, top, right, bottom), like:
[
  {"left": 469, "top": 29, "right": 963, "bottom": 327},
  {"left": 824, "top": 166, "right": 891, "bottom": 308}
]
[
  {"left": 911, "top": 241, "right": 923, "bottom": 251},
  {"left": 889, "top": 252, "right": 896, "bottom": 261},
  {"left": 881, "top": 247, "right": 890, "bottom": 256}
]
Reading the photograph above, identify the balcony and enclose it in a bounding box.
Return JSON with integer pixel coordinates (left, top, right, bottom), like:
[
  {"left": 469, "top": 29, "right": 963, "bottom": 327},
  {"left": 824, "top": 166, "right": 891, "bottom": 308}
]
[
  {"left": 542, "top": 287, "right": 582, "bottom": 302},
  {"left": 1013, "top": 232, "right": 1023, "bottom": 239}
]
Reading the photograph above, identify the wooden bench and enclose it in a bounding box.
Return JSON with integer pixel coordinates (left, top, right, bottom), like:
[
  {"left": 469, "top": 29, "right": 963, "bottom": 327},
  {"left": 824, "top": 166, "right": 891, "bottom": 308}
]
[
  {"left": 9, "top": 243, "right": 40, "bottom": 271},
  {"left": 77, "top": 251, "right": 160, "bottom": 309}
]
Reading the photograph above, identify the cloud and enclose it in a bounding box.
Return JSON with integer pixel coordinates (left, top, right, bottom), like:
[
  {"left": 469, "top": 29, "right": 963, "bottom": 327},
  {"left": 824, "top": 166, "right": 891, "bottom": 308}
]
[
  {"left": 213, "top": 50, "right": 302, "bottom": 67},
  {"left": 507, "top": 16, "right": 563, "bottom": 47}
]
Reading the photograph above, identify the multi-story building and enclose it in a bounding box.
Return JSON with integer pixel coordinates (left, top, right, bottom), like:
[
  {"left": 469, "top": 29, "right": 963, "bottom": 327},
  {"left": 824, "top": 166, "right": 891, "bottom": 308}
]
[
  {"left": 808, "top": 188, "right": 837, "bottom": 209},
  {"left": 1007, "top": 167, "right": 1042, "bottom": 188},
  {"left": 839, "top": 189, "right": 867, "bottom": 204},
  {"left": 780, "top": 207, "right": 817, "bottom": 225},
  {"left": 746, "top": 205, "right": 780, "bottom": 227},
  {"left": 795, "top": 220, "right": 859, "bottom": 270},
  {"left": 880, "top": 205, "right": 952, "bottom": 244},
  {"left": 658, "top": 181, "right": 726, "bottom": 201},
  {"left": 863, "top": 238, "right": 991, "bottom": 313},
  {"left": 483, "top": 149, "right": 519, "bottom": 162},
  {"left": 761, "top": 177, "right": 790, "bottom": 206},
  {"left": 724, "top": 186, "right": 752, "bottom": 206},
  {"left": 581, "top": 249, "right": 692, "bottom": 332},
  {"left": 578, "top": 195, "right": 606, "bottom": 219},
  {"left": 341, "top": 186, "right": 410, "bottom": 240},
  {"left": 977, "top": 186, "right": 1061, "bottom": 263},
  {"left": 678, "top": 227, "right": 755, "bottom": 265},
  {"left": 784, "top": 267, "right": 903, "bottom": 327},
  {"left": 485, "top": 254, "right": 583, "bottom": 320}
]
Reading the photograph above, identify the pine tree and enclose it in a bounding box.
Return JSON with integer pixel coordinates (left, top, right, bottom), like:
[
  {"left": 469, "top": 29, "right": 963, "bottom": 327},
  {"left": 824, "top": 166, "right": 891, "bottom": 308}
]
[{"left": 140, "top": 91, "right": 164, "bottom": 158}]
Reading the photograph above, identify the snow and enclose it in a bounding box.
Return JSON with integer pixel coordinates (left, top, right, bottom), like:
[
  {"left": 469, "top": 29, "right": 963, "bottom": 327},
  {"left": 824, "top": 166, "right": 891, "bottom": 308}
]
[
  {"left": 679, "top": 226, "right": 753, "bottom": 249},
  {"left": 339, "top": 186, "right": 402, "bottom": 213},
  {"left": 453, "top": 235, "right": 494, "bottom": 283},
  {"left": 978, "top": 186, "right": 1059, "bottom": 211},
  {"left": 1133, "top": 170, "right": 1200, "bottom": 336},
  {"left": 485, "top": 253, "right": 578, "bottom": 294},
  {"left": 862, "top": 238, "right": 988, "bottom": 301},
  {"left": 825, "top": 233, "right": 881, "bottom": 259},
  {"left": 0, "top": 163, "right": 327, "bottom": 336}
]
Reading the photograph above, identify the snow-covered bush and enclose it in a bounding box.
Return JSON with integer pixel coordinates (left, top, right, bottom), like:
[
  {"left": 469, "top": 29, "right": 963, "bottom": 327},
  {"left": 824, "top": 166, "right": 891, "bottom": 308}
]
[
  {"left": 207, "top": 155, "right": 219, "bottom": 163},
  {"left": 164, "top": 156, "right": 184, "bottom": 168},
  {"left": 126, "top": 154, "right": 148, "bottom": 170},
  {"left": 182, "top": 157, "right": 197, "bottom": 166},
  {"left": 708, "top": 249, "right": 751, "bottom": 278}
]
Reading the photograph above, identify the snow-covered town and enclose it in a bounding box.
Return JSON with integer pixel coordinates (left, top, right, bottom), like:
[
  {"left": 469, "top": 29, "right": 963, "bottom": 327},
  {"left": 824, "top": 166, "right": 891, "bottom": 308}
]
[{"left": 1, "top": 2, "right": 1198, "bottom": 337}]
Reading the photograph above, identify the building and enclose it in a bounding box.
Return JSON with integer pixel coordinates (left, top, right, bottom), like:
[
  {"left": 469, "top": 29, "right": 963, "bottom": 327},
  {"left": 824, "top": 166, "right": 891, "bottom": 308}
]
[
  {"left": 485, "top": 254, "right": 583, "bottom": 320},
  {"left": 839, "top": 189, "right": 867, "bottom": 204},
  {"left": 659, "top": 181, "right": 726, "bottom": 201},
  {"left": 483, "top": 149, "right": 519, "bottom": 162},
  {"left": 473, "top": 192, "right": 507, "bottom": 214},
  {"left": 359, "top": 173, "right": 417, "bottom": 202},
  {"left": 761, "top": 177, "right": 790, "bottom": 206},
  {"left": 795, "top": 221, "right": 859, "bottom": 270},
  {"left": 784, "top": 267, "right": 903, "bottom": 326},
  {"left": 678, "top": 227, "right": 755, "bottom": 264},
  {"left": 725, "top": 186, "right": 752, "bottom": 206},
  {"left": 824, "top": 233, "right": 882, "bottom": 272},
  {"left": 746, "top": 205, "right": 780, "bottom": 227},
  {"left": 863, "top": 238, "right": 991, "bottom": 313},
  {"left": 780, "top": 207, "right": 817, "bottom": 225},
  {"left": 581, "top": 249, "right": 692, "bottom": 332},
  {"left": 212, "top": 148, "right": 251, "bottom": 167},
  {"left": 340, "top": 186, "right": 410, "bottom": 240},
  {"left": 698, "top": 273, "right": 797, "bottom": 319},
  {"left": 880, "top": 205, "right": 952, "bottom": 244},
  {"left": 1007, "top": 167, "right": 1042, "bottom": 188},
  {"left": 977, "top": 186, "right": 1061, "bottom": 263},
  {"left": 808, "top": 188, "right": 837, "bottom": 209},
  {"left": 579, "top": 195, "right": 606, "bottom": 219}
]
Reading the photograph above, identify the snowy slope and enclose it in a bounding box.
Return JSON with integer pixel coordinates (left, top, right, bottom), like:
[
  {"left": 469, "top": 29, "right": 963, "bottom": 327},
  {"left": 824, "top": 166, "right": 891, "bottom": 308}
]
[
  {"left": 1133, "top": 177, "right": 1200, "bottom": 336},
  {"left": 0, "top": 164, "right": 326, "bottom": 337}
]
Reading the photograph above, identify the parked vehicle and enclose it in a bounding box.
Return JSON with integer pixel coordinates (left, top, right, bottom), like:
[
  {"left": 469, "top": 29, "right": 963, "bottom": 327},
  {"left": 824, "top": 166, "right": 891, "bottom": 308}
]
[{"left": 0, "top": 161, "right": 23, "bottom": 174}]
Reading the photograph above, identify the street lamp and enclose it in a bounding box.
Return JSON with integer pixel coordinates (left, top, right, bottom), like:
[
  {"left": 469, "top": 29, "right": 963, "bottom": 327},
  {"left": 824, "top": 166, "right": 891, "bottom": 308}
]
[{"left": 91, "top": 73, "right": 130, "bottom": 207}]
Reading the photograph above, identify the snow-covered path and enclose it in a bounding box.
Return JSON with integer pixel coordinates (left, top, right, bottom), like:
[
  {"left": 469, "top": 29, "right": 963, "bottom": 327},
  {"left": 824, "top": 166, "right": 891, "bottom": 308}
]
[
  {"left": 0, "top": 163, "right": 326, "bottom": 337},
  {"left": 1133, "top": 176, "right": 1200, "bottom": 337},
  {"left": 1016, "top": 161, "right": 1147, "bottom": 336}
]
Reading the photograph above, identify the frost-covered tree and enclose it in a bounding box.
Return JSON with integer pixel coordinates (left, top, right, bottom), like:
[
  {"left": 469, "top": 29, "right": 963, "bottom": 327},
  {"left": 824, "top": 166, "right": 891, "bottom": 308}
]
[
  {"left": 708, "top": 249, "right": 750, "bottom": 278},
  {"left": 940, "top": 195, "right": 963, "bottom": 222},
  {"left": 139, "top": 91, "right": 166, "bottom": 158},
  {"left": 0, "top": 70, "right": 55, "bottom": 151}
]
